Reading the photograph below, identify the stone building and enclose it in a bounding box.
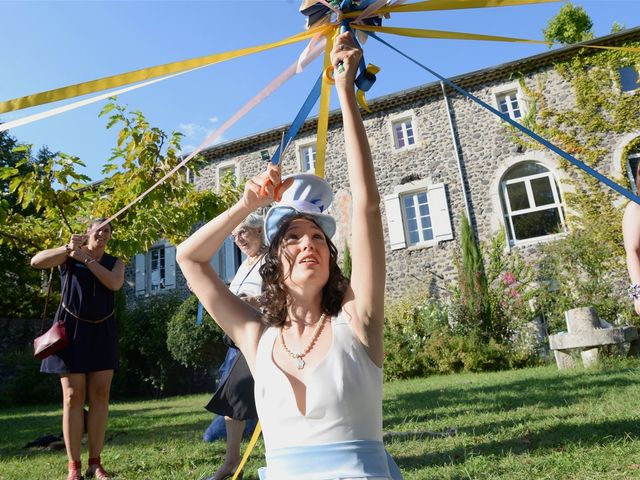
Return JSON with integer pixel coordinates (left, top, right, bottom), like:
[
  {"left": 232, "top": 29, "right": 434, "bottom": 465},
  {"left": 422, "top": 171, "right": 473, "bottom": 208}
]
[{"left": 125, "top": 27, "right": 640, "bottom": 304}]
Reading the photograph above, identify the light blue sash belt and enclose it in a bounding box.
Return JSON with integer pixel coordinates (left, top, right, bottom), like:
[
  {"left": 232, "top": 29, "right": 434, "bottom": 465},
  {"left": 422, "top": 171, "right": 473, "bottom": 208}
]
[{"left": 258, "top": 440, "right": 403, "bottom": 480}]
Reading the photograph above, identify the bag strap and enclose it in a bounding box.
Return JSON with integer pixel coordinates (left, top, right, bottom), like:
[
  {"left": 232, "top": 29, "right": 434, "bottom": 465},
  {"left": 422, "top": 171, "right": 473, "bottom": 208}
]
[
  {"left": 39, "top": 260, "right": 73, "bottom": 334},
  {"left": 39, "top": 269, "right": 55, "bottom": 335}
]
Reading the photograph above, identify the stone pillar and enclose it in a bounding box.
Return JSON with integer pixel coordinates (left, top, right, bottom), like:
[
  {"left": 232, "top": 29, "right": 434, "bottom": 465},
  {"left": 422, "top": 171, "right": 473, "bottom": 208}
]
[
  {"left": 565, "top": 307, "right": 600, "bottom": 334},
  {"left": 553, "top": 350, "right": 575, "bottom": 369},
  {"left": 580, "top": 347, "right": 599, "bottom": 367}
]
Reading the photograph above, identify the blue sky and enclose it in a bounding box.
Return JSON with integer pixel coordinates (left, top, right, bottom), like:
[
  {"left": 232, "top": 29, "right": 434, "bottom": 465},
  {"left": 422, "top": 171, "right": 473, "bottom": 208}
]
[{"left": 2, "top": 0, "right": 639, "bottom": 181}]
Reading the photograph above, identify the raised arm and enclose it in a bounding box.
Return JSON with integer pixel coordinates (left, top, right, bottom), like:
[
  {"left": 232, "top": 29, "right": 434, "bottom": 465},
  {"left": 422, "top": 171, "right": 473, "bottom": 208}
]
[
  {"left": 334, "top": 32, "right": 385, "bottom": 366},
  {"left": 176, "top": 165, "right": 292, "bottom": 363},
  {"left": 31, "top": 234, "right": 85, "bottom": 269},
  {"left": 623, "top": 201, "right": 640, "bottom": 315}
]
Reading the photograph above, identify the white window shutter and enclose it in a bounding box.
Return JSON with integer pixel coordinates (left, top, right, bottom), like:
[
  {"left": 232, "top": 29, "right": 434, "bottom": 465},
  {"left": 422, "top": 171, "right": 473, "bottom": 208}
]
[
  {"left": 428, "top": 183, "right": 454, "bottom": 242},
  {"left": 211, "top": 248, "right": 223, "bottom": 276},
  {"left": 384, "top": 193, "right": 406, "bottom": 250},
  {"left": 223, "top": 236, "right": 236, "bottom": 283},
  {"left": 165, "top": 246, "right": 176, "bottom": 289},
  {"left": 135, "top": 254, "right": 146, "bottom": 295}
]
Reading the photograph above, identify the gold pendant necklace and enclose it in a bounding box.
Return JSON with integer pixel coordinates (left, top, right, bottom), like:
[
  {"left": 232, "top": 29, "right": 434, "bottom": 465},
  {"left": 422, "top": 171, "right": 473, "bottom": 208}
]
[{"left": 279, "top": 313, "right": 327, "bottom": 370}]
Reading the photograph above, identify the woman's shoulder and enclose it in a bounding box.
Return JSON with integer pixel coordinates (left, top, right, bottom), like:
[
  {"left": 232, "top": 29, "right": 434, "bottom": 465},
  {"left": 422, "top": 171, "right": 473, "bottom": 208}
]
[
  {"left": 102, "top": 252, "right": 119, "bottom": 266},
  {"left": 623, "top": 201, "right": 640, "bottom": 228}
]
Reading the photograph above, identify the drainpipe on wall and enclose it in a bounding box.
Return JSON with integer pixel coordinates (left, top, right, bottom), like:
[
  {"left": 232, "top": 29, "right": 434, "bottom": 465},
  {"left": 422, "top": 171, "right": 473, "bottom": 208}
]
[{"left": 440, "top": 80, "right": 472, "bottom": 228}]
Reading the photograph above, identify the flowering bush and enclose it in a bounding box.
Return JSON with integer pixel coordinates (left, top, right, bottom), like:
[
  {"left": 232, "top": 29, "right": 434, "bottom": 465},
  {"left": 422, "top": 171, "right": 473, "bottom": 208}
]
[{"left": 484, "top": 231, "right": 545, "bottom": 360}]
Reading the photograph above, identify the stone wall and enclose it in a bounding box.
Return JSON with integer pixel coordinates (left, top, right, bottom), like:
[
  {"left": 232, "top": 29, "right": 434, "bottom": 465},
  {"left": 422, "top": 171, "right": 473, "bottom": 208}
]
[{"left": 123, "top": 29, "right": 640, "bottom": 303}]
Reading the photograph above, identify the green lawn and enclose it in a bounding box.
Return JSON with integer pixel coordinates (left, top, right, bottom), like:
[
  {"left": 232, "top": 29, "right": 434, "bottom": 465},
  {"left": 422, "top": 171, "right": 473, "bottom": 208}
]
[{"left": 1, "top": 361, "right": 640, "bottom": 479}]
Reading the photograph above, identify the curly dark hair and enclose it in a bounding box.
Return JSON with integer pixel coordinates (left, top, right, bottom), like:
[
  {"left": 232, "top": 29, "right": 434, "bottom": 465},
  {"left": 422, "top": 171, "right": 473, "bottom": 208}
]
[{"left": 258, "top": 213, "right": 348, "bottom": 327}]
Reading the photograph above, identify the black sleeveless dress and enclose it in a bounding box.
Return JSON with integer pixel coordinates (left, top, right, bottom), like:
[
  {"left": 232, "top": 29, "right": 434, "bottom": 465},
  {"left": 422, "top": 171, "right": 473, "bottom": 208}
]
[{"left": 41, "top": 254, "right": 119, "bottom": 374}]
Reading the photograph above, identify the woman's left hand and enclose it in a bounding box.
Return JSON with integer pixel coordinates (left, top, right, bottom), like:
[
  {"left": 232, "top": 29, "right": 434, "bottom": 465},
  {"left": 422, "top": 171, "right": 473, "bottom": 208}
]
[
  {"left": 331, "top": 32, "right": 362, "bottom": 90},
  {"left": 242, "top": 163, "right": 293, "bottom": 209},
  {"left": 68, "top": 247, "right": 92, "bottom": 264}
]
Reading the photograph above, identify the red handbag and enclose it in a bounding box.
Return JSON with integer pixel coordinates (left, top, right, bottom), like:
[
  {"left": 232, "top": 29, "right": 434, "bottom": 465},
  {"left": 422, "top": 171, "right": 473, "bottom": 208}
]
[
  {"left": 34, "top": 320, "right": 69, "bottom": 359},
  {"left": 33, "top": 266, "right": 71, "bottom": 359}
]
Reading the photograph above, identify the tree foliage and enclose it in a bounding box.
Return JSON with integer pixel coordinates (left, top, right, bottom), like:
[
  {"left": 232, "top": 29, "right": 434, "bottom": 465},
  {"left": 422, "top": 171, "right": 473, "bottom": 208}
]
[
  {"left": 450, "top": 215, "right": 493, "bottom": 339},
  {"left": 166, "top": 295, "right": 226, "bottom": 369},
  {"left": 0, "top": 101, "right": 241, "bottom": 264},
  {"left": 543, "top": 2, "right": 594, "bottom": 45}
]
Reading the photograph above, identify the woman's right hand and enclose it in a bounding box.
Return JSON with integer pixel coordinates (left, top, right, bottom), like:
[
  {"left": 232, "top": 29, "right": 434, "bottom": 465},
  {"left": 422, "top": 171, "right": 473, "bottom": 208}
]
[
  {"left": 634, "top": 298, "right": 640, "bottom": 316},
  {"left": 241, "top": 163, "right": 293, "bottom": 210},
  {"left": 67, "top": 234, "right": 87, "bottom": 252}
]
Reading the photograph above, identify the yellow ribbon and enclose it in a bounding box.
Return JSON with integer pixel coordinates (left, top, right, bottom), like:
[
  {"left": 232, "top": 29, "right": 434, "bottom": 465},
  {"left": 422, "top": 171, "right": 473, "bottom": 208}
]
[
  {"left": 342, "top": 0, "right": 560, "bottom": 16},
  {"left": 231, "top": 421, "right": 262, "bottom": 480},
  {"left": 353, "top": 25, "right": 640, "bottom": 53},
  {"left": 0, "top": 25, "right": 330, "bottom": 114},
  {"left": 315, "top": 28, "right": 337, "bottom": 178},
  {"left": 355, "top": 63, "right": 381, "bottom": 113}
]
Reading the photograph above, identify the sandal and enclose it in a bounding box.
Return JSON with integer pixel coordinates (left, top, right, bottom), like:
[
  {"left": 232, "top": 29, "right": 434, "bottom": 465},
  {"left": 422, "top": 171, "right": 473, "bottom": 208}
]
[
  {"left": 86, "top": 457, "right": 112, "bottom": 480},
  {"left": 67, "top": 460, "right": 84, "bottom": 480}
]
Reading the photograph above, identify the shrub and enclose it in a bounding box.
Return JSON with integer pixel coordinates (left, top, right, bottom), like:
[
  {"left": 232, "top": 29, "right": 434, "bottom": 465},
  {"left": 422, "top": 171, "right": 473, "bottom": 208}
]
[
  {"left": 114, "top": 292, "right": 211, "bottom": 398},
  {"left": 384, "top": 287, "right": 540, "bottom": 380},
  {"left": 484, "top": 231, "right": 546, "bottom": 361},
  {"left": 0, "top": 350, "right": 59, "bottom": 406},
  {"left": 384, "top": 293, "right": 449, "bottom": 380},
  {"left": 166, "top": 295, "right": 227, "bottom": 369},
  {"left": 537, "top": 229, "right": 637, "bottom": 333}
]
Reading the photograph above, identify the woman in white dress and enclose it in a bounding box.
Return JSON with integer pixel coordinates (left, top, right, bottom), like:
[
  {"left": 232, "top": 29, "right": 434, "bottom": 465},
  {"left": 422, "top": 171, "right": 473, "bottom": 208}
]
[{"left": 177, "top": 31, "right": 402, "bottom": 480}]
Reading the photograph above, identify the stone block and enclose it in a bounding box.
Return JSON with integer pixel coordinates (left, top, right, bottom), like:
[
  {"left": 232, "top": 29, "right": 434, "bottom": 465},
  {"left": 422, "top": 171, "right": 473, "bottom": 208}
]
[
  {"left": 580, "top": 347, "right": 599, "bottom": 367},
  {"left": 554, "top": 350, "right": 576, "bottom": 369},
  {"left": 565, "top": 307, "right": 600, "bottom": 334}
]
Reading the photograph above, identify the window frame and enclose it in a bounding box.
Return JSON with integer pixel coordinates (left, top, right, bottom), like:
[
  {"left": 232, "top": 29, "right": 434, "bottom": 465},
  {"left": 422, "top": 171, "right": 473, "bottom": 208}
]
[
  {"left": 627, "top": 151, "right": 640, "bottom": 194},
  {"left": 384, "top": 179, "right": 453, "bottom": 251},
  {"left": 135, "top": 243, "right": 176, "bottom": 296},
  {"left": 618, "top": 65, "right": 640, "bottom": 94},
  {"left": 400, "top": 190, "right": 435, "bottom": 247},
  {"left": 388, "top": 111, "right": 419, "bottom": 152},
  {"left": 216, "top": 160, "right": 238, "bottom": 191},
  {"left": 500, "top": 164, "right": 566, "bottom": 246},
  {"left": 492, "top": 82, "right": 527, "bottom": 122},
  {"left": 148, "top": 246, "right": 167, "bottom": 292},
  {"left": 296, "top": 141, "right": 317, "bottom": 173}
]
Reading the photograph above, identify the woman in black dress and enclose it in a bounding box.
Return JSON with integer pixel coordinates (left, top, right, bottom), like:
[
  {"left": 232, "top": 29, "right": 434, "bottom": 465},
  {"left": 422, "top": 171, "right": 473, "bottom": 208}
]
[
  {"left": 32, "top": 218, "right": 124, "bottom": 480},
  {"left": 203, "top": 213, "right": 264, "bottom": 480}
]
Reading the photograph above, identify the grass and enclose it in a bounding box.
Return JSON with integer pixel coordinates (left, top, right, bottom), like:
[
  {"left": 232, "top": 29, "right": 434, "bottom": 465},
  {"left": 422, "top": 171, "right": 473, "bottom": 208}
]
[{"left": 1, "top": 360, "right": 640, "bottom": 479}]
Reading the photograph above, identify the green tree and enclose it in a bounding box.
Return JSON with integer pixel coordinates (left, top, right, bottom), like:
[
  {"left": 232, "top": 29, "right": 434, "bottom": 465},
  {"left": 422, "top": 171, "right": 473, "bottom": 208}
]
[
  {"left": 452, "top": 214, "right": 491, "bottom": 336},
  {"left": 0, "top": 131, "right": 63, "bottom": 318},
  {"left": 0, "top": 101, "right": 240, "bottom": 263},
  {"left": 543, "top": 2, "right": 594, "bottom": 45}
]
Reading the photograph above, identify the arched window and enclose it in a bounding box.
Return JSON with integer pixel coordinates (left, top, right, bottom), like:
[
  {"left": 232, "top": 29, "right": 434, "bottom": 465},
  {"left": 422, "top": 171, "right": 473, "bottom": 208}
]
[
  {"left": 499, "top": 162, "right": 566, "bottom": 245},
  {"left": 626, "top": 141, "right": 640, "bottom": 194}
]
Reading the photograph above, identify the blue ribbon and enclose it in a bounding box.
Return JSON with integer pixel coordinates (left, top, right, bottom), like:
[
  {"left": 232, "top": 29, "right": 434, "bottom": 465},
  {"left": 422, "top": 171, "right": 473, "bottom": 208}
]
[
  {"left": 270, "top": 73, "right": 323, "bottom": 166},
  {"left": 368, "top": 32, "right": 640, "bottom": 205}
]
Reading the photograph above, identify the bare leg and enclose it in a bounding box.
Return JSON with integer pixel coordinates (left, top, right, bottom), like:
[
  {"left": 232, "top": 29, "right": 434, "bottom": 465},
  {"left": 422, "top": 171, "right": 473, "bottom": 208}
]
[
  {"left": 86, "top": 370, "right": 113, "bottom": 459},
  {"left": 209, "top": 417, "right": 245, "bottom": 480},
  {"left": 60, "top": 374, "right": 87, "bottom": 464}
]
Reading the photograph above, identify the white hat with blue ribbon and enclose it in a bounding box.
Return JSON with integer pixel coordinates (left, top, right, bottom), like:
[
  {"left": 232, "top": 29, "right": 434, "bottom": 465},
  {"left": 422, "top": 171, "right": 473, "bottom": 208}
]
[{"left": 264, "top": 173, "right": 336, "bottom": 244}]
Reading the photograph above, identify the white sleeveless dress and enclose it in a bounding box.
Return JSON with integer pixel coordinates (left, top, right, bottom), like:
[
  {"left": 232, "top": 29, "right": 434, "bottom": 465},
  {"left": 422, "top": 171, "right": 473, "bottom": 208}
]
[{"left": 254, "top": 309, "right": 403, "bottom": 480}]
